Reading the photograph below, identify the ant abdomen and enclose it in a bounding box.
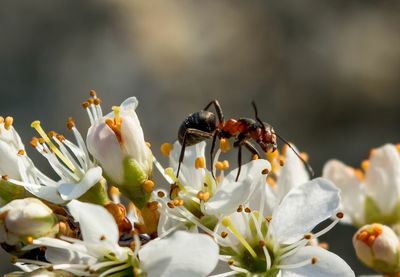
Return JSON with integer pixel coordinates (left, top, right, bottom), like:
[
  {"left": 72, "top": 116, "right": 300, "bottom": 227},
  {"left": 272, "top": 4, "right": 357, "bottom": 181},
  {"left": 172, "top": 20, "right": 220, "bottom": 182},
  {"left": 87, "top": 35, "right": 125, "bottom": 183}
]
[{"left": 178, "top": 111, "right": 217, "bottom": 146}]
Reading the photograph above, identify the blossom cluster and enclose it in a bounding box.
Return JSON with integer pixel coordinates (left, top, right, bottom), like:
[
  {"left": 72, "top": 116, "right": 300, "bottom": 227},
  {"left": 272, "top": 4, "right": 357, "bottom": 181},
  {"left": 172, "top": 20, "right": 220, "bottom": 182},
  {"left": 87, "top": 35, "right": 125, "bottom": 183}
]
[{"left": 1, "top": 91, "right": 395, "bottom": 276}]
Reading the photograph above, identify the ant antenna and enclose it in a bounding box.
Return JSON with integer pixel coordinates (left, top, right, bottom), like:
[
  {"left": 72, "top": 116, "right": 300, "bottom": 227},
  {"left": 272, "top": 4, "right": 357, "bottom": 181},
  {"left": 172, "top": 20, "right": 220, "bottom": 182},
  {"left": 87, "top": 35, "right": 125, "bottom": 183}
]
[
  {"left": 251, "top": 101, "right": 264, "bottom": 127},
  {"left": 275, "top": 133, "right": 315, "bottom": 178}
]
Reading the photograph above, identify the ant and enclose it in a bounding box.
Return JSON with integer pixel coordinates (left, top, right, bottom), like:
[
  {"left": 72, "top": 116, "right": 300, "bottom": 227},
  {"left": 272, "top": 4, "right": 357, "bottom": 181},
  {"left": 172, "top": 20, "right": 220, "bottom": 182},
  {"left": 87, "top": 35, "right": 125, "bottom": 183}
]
[{"left": 177, "top": 100, "right": 314, "bottom": 181}]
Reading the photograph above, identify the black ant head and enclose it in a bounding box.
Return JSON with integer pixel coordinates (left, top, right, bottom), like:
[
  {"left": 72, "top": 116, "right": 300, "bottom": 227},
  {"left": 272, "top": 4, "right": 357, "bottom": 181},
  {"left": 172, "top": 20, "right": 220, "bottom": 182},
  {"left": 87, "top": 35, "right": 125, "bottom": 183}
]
[{"left": 259, "top": 123, "right": 277, "bottom": 153}]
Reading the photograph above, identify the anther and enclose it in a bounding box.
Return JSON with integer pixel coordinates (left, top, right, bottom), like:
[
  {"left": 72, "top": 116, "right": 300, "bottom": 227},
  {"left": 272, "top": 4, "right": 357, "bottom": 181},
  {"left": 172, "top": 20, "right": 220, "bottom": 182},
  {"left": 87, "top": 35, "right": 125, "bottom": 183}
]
[
  {"left": 167, "top": 201, "right": 175, "bottom": 209},
  {"left": 319, "top": 242, "right": 329, "bottom": 249},
  {"left": 222, "top": 160, "right": 230, "bottom": 169},
  {"left": 361, "top": 160, "right": 369, "bottom": 172},
  {"left": 311, "top": 257, "right": 317, "bottom": 264},
  {"left": 266, "top": 176, "right": 276, "bottom": 187},
  {"left": 304, "top": 233, "right": 312, "bottom": 240},
  {"left": 228, "top": 259, "right": 235, "bottom": 266},
  {"left": 100, "top": 235, "right": 106, "bottom": 241},
  {"left": 93, "top": 98, "right": 102, "bottom": 105},
  {"left": 10, "top": 256, "right": 18, "bottom": 264},
  {"left": 221, "top": 231, "right": 228, "bottom": 238},
  {"left": 265, "top": 216, "right": 272, "bottom": 222},
  {"left": 160, "top": 143, "right": 173, "bottom": 156},
  {"left": 109, "top": 186, "right": 121, "bottom": 196},
  {"left": 145, "top": 142, "right": 151, "bottom": 148},
  {"left": 82, "top": 101, "right": 90, "bottom": 109},
  {"left": 87, "top": 98, "right": 94, "bottom": 105},
  {"left": 195, "top": 157, "right": 205, "bottom": 169},
  {"left": 336, "top": 212, "right": 344, "bottom": 219},
  {"left": 252, "top": 154, "right": 259, "bottom": 160},
  {"left": 300, "top": 152, "right": 309, "bottom": 162},
  {"left": 17, "top": 149, "right": 25, "bottom": 156},
  {"left": 67, "top": 117, "right": 75, "bottom": 130},
  {"left": 2, "top": 175, "right": 8, "bottom": 181},
  {"left": 30, "top": 137, "right": 39, "bottom": 148},
  {"left": 259, "top": 240, "right": 266, "bottom": 247},
  {"left": 244, "top": 207, "right": 251, "bottom": 213},
  {"left": 48, "top": 131, "right": 57, "bottom": 138},
  {"left": 221, "top": 217, "right": 231, "bottom": 227},
  {"left": 25, "top": 236, "right": 33, "bottom": 244},
  {"left": 261, "top": 168, "right": 269, "bottom": 175},
  {"left": 215, "top": 161, "right": 225, "bottom": 171},
  {"left": 279, "top": 158, "right": 285, "bottom": 166},
  {"left": 0, "top": 116, "right": 4, "bottom": 124},
  {"left": 157, "top": 191, "right": 165, "bottom": 198},
  {"left": 47, "top": 266, "right": 54, "bottom": 272},
  {"left": 89, "top": 90, "right": 97, "bottom": 97},
  {"left": 4, "top": 116, "right": 13, "bottom": 130},
  {"left": 237, "top": 205, "right": 243, "bottom": 213},
  {"left": 143, "top": 180, "right": 155, "bottom": 193},
  {"left": 220, "top": 138, "right": 231, "bottom": 153}
]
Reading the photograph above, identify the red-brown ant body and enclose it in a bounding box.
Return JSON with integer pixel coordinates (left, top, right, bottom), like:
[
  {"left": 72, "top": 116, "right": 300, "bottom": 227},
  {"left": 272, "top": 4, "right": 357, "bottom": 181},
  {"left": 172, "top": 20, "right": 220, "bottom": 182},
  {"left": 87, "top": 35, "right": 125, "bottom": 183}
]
[{"left": 177, "top": 100, "right": 313, "bottom": 181}]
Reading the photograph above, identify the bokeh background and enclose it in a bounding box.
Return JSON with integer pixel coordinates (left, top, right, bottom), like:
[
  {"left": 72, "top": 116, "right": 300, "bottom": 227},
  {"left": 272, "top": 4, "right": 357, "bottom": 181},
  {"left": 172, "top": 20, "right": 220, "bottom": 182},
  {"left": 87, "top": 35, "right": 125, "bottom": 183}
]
[{"left": 2, "top": 0, "right": 400, "bottom": 274}]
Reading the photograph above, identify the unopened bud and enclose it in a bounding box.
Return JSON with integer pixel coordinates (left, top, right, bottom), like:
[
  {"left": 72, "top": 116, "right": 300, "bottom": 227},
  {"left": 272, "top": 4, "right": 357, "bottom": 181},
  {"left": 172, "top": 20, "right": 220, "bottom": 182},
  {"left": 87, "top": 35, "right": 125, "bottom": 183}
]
[
  {"left": 353, "top": 223, "right": 400, "bottom": 274},
  {"left": 0, "top": 198, "right": 59, "bottom": 246}
]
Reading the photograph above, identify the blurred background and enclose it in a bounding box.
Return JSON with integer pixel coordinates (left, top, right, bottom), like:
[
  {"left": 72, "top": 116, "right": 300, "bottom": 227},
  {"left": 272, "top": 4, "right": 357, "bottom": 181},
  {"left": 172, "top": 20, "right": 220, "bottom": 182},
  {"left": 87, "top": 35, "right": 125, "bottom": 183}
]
[{"left": 2, "top": 0, "right": 400, "bottom": 274}]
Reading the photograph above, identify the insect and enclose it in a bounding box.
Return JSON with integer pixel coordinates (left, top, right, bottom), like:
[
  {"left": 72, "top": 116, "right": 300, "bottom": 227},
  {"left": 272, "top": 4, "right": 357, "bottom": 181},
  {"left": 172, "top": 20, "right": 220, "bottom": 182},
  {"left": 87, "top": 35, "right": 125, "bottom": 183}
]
[{"left": 177, "top": 100, "right": 314, "bottom": 181}]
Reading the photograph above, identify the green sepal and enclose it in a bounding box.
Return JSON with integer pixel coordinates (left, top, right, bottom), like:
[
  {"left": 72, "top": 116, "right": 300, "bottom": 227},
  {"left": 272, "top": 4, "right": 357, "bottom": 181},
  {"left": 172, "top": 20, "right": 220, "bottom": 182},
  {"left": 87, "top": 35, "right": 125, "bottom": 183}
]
[
  {"left": 364, "top": 197, "right": 400, "bottom": 226},
  {"left": 121, "top": 158, "right": 150, "bottom": 209},
  {"left": 200, "top": 214, "right": 218, "bottom": 230},
  {"left": 78, "top": 177, "right": 110, "bottom": 206},
  {"left": 371, "top": 257, "right": 400, "bottom": 275},
  {"left": 0, "top": 179, "right": 26, "bottom": 206}
]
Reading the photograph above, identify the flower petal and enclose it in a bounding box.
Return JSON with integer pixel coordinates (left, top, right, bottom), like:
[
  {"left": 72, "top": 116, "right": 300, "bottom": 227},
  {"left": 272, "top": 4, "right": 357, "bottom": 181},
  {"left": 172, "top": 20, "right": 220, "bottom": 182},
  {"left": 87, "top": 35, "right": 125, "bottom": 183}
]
[
  {"left": 323, "top": 160, "right": 365, "bottom": 225},
  {"left": 204, "top": 159, "right": 270, "bottom": 216},
  {"left": 24, "top": 184, "right": 65, "bottom": 205},
  {"left": 139, "top": 231, "right": 219, "bottom": 277},
  {"left": 364, "top": 144, "right": 400, "bottom": 214},
  {"left": 0, "top": 140, "right": 21, "bottom": 179},
  {"left": 276, "top": 145, "right": 309, "bottom": 203},
  {"left": 281, "top": 246, "right": 354, "bottom": 277},
  {"left": 67, "top": 200, "right": 119, "bottom": 245},
  {"left": 170, "top": 141, "right": 207, "bottom": 191},
  {"left": 86, "top": 122, "right": 124, "bottom": 184},
  {"left": 270, "top": 178, "right": 340, "bottom": 244},
  {"left": 58, "top": 167, "right": 102, "bottom": 201}
]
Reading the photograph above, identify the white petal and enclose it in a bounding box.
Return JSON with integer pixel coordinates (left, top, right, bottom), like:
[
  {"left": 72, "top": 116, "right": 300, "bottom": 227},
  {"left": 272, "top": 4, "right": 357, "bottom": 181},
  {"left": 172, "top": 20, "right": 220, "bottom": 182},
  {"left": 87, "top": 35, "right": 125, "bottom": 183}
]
[
  {"left": 0, "top": 140, "right": 20, "bottom": 179},
  {"left": 276, "top": 145, "right": 309, "bottom": 203},
  {"left": 139, "top": 231, "right": 219, "bottom": 277},
  {"left": 24, "top": 184, "right": 65, "bottom": 205},
  {"left": 58, "top": 167, "right": 102, "bottom": 201},
  {"left": 120, "top": 97, "right": 139, "bottom": 114},
  {"left": 170, "top": 141, "right": 207, "bottom": 191},
  {"left": 204, "top": 159, "right": 270, "bottom": 216},
  {"left": 364, "top": 144, "right": 400, "bottom": 214},
  {"left": 281, "top": 246, "right": 354, "bottom": 277},
  {"left": 120, "top": 114, "right": 152, "bottom": 173},
  {"left": 86, "top": 122, "right": 124, "bottom": 184},
  {"left": 323, "top": 160, "right": 365, "bottom": 225},
  {"left": 270, "top": 178, "right": 340, "bottom": 244},
  {"left": 67, "top": 200, "right": 119, "bottom": 245}
]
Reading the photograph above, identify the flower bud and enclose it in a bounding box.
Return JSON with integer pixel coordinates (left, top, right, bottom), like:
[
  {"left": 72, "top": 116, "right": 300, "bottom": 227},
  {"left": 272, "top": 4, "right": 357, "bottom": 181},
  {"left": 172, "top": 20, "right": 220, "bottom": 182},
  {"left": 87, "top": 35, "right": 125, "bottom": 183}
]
[
  {"left": 353, "top": 223, "right": 400, "bottom": 274},
  {"left": 0, "top": 198, "right": 59, "bottom": 246},
  {"left": 87, "top": 97, "right": 153, "bottom": 208}
]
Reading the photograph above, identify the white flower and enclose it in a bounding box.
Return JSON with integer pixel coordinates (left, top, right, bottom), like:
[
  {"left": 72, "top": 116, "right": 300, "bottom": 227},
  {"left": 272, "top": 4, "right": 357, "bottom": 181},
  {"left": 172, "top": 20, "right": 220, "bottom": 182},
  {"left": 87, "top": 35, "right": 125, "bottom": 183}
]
[
  {"left": 14, "top": 200, "right": 219, "bottom": 277},
  {"left": 86, "top": 96, "right": 152, "bottom": 185},
  {"left": 212, "top": 178, "right": 354, "bottom": 277},
  {"left": 155, "top": 141, "right": 270, "bottom": 235},
  {"left": 323, "top": 143, "right": 400, "bottom": 226},
  {"left": 8, "top": 119, "right": 105, "bottom": 205},
  {"left": 353, "top": 223, "right": 400, "bottom": 274},
  {"left": 0, "top": 198, "right": 58, "bottom": 246}
]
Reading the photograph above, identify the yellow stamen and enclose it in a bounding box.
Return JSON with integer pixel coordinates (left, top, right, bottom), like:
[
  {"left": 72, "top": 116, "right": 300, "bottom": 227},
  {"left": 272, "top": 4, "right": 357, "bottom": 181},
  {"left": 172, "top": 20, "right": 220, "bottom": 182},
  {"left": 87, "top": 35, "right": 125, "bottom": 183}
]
[
  {"left": 17, "top": 149, "right": 25, "bottom": 156},
  {"left": 354, "top": 169, "right": 364, "bottom": 181},
  {"left": 265, "top": 149, "right": 279, "bottom": 162},
  {"left": 195, "top": 157, "right": 205, "bottom": 169},
  {"left": 31, "top": 121, "right": 76, "bottom": 172},
  {"left": 25, "top": 236, "right": 33, "bottom": 245},
  {"left": 90, "top": 90, "right": 97, "bottom": 97},
  {"left": 279, "top": 157, "right": 285, "bottom": 166},
  {"left": 252, "top": 154, "right": 259, "bottom": 160},
  {"left": 361, "top": 160, "right": 369, "bottom": 172},
  {"left": 4, "top": 116, "right": 13, "bottom": 130},
  {"left": 221, "top": 216, "right": 257, "bottom": 258},
  {"left": 0, "top": 116, "right": 4, "bottom": 124},
  {"left": 112, "top": 106, "right": 121, "bottom": 125},
  {"left": 300, "top": 152, "right": 309, "bottom": 162},
  {"left": 197, "top": 191, "right": 210, "bottom": 202},
  {"left": 220, "top": 138, "right": 231, "bottom": 153},
  {"left": 145, "top": 142, "right": 151, "bottom": 148},
  {"left": 266, "top": 176, "right": 276, "bottom": 187},
  {"left": 109, "top": 186, "right": 121, "bottom": 196},
  {"left": 66, "top": 117, "right": 75, "bottom": 130},
  {"left": 222, "top": 160, "right": 230, "bottom": 169},
  {"left": 215, "top": 161, "right": 224, "bottom": 171},
  {"left": 160, "top": 143, "right": 173, "bottom": 157},
  {"left": 143, "top": 180, "right": 155, "bottom": 193}
]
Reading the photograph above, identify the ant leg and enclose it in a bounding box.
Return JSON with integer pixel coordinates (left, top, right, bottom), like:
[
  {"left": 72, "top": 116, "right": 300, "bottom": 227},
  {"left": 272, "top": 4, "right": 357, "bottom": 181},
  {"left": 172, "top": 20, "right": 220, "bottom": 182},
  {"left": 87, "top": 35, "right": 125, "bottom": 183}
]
[
  {"left": 243, "top": 140, "right": 262, "bottom": 160},
  {"left": 177, "top": 128, "right": 214, "bottom": 178},
  {"left": 235, "top": 144, "right": 242, "bottom": 182},
  {"left": 204, "top": 100, "right": 224, "bottom": 124},
  {"left": 210, "top": 131, "right": 219, "bottom": 179}
]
